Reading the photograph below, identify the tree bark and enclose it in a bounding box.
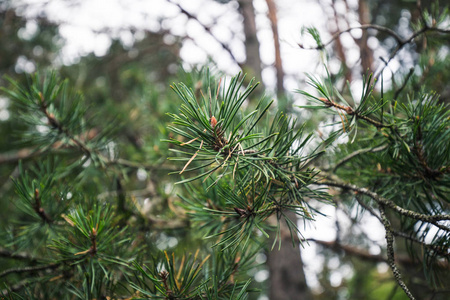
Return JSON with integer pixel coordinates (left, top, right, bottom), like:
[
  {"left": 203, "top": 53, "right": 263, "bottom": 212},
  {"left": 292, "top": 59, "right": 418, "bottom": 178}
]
[{"left": 267, "top": 211, "right": 313, "bottom": 300}]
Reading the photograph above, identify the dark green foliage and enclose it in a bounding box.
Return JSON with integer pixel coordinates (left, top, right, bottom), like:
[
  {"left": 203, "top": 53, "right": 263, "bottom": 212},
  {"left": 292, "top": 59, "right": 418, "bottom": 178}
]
[{"left": 0, "top": 1, "right": 449, "bottom": 299}]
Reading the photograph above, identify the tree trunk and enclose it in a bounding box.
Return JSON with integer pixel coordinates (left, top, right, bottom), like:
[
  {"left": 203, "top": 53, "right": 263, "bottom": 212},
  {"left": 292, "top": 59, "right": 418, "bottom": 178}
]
[
  {"left": 238, "top": 0, "right": 262, "bottom": 81},
  {"left": 265, "top": 0, "right": 285, "bottom": 97},
  {"left": 267, "top": 211, "right": 313, "bottom": 300},
  {"left": 356, "top": 0, "right": 374, "bottom": 74}
]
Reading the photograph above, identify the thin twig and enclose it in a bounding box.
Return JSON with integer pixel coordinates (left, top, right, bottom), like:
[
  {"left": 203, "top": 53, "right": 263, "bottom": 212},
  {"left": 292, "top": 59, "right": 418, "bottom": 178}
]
[
  {"left": 167, "top": 0, "right": 243, "bottom": 69},
  {"left": 319, "top": 97, "right": 388, "bottom": 128},
  {"left": 333, "top": 144, "right": 388, "bottom": 172},
  {"left": 299, "top": 25, "right": 403, "bottom": 50},
  {"left": 0, "top": 148, "right": 46, "bottom": 165},
  {"left": 393, "top": 68, "right": 414, "bottom": 100},
  {"left": 373, "top": 26, "right": 449, "bottom": 80},
  {"left": 299, "top": 22, "right": 450, "bottom": 82},
  {"left": 1, "top": 279, "right": 32, "bottom": 297},
  {"left": 33, "top": 188, "right": 52, "bottom": 223},
  {"left": 354, "top": 194, "right": 382, "bottom": 222},
  {"left": 392, "top": 230, "right": 449, "bottom": 258}
]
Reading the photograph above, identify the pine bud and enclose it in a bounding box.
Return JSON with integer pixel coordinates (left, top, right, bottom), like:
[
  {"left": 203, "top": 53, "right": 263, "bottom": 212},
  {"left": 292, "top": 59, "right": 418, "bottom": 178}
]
[{"left": 210, "top": 116, "right": 217, "bottom": 128}]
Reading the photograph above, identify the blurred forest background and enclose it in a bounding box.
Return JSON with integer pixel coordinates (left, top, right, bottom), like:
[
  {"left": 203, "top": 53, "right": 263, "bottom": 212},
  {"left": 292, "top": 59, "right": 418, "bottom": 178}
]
[{"left": 0, "top": 0, "right": 449, "bottom": 299}]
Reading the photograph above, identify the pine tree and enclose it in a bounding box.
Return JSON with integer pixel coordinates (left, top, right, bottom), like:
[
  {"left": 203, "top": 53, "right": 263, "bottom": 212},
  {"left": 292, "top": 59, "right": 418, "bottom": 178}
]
[{"left": 1, "top": 1, "right": 449, "bottom": 300}]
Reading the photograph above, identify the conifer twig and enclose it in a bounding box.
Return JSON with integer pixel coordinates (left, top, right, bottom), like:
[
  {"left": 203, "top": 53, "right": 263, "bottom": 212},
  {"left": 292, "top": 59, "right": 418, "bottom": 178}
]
[
  {"left": 33, "top": 188, "right": 52, "bottom": 223},
  {"left": 333, "top": 144, "right": 388, "bottom": 172},
  {"left": 167, "top": 0, "right": 243, "bottom": 69},
  {"left": 318, "top": 97, "right": 388, "bottom": 128},
  {"left": 321, "top": 180, "right": 450, "bottom": 229},
  {"left": 379, "top": 205, "right": 416, "bottom": 300},
  {"left": 0, "top": 248, "right": 37, "bottom": 261},
  {"left": 0, "top": 263, "right": 59, "bottom": 279}
]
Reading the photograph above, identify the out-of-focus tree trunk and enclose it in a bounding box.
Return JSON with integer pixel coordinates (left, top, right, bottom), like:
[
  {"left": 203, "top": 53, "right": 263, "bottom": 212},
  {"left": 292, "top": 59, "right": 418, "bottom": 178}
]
[
  {"left": 356, "top": 0, "right": 373, "bottom": 74},
  {"left": 264, "top": 2, "right": 310, "bottom": 298},
  {"left": 267, "top": 211, "right": 313, "bottom": 300},
  {"left": 265, "top": 0, "right": 285, "bottom": 97},
  {"left": 238, "top": 0, "right": 262, "bottom": 81}
]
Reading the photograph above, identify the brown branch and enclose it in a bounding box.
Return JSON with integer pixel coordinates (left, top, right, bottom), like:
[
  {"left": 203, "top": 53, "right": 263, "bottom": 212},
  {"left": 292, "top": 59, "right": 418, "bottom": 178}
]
[
  {"left": 319, "top": 97, "right": 387, "bottom": 128},
  {"left": 90, "top": 227, "right": 97, "bottom": 256},
  {"left": 38, "top": 92, "right": 97, "bottom": 160}
]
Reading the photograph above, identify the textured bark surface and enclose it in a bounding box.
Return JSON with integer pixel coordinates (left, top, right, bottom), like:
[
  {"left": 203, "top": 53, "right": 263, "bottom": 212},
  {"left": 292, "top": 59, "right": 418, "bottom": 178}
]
[{"left": 267, "top": 211, "right": 312, "bottom": 300}]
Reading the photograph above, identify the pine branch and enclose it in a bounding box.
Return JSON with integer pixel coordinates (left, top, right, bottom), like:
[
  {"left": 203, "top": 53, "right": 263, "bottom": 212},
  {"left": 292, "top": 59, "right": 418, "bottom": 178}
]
[
  {"left": 0, "top": 147, "right": 46, "bottom": 165},
  {"left": 38, "top": 92, "right": 93, "bottom": 157},
  {"left": 298, "top": 25, "right": 403, "bottom": 50},
  {"left": 392, "top": 230, "right": 450, "bottom": 258},
  {"left": 353, "top": 194, "right": 382, "bottom": 222},
  {"left": 321, "top": 180, "right": 450, "bottom": 230},
  {"left": 318, "top": 97, "right": 388, "bottom": 128},
  {"left": 374, "top": 25, "right": 449, "bottom": 79},
  {"left": 305, "top": 238, "right": 399, "bottom": 264},
  {"left": 379, "top": 205, "right": 416, "bottom": 300},
  {"left": 299, "top": 23, "right": 450, "bottom": 80},
  {"left": 333, "top": 144, "right": 388, "bottom": 172},
  {"left": 0, "top": 248, "right": 37, "bottom": 261},
  {"left": 1, "top": 279, "right": 31, "bottom": 298},
  {"left": 33, "top": 188, "right": 52, "bottom": 223},
  {"left": 0, "top": 263, "right": 59, "bottom": 279}
]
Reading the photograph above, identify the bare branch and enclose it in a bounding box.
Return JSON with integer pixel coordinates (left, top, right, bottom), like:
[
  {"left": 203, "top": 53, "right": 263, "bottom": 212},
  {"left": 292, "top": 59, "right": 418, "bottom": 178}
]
[
  {"left": 167, "top": 0, "right": 243, "bottom": 70},
  {"left": 299, "top": 22, "right": 450, "bottom": 82},
  {"left": 393, "top": 68, "right": 415, "bottom": 100},
  {"left": 299, "top": 25, "right": 403, "bottom": 50}
]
